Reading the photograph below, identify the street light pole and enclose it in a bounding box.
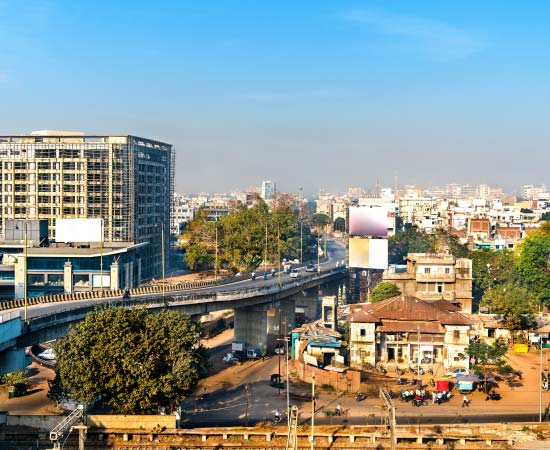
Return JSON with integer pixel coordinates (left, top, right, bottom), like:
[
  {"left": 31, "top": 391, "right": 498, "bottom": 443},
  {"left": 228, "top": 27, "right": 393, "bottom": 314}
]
[
  {"left": 317, "top": 228, "right": 320, "bottom": 273},
  {"left": 299, "top": 186, "right": 303, "bottom": 264},
  {"left": 310, "top": 372, "right": 315, "bottom": 450},
  {"left": 417, "top": 326, "right": 421, "bottom": 384},
  {"left": 23, "top": 222, "right": 28, "bottom": 323}
]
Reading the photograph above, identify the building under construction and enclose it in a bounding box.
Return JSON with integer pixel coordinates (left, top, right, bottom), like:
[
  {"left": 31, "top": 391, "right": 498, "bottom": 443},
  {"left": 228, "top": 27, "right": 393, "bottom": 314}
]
[{"left": 0, "top": 130, "right": 174, "bottom": 284}]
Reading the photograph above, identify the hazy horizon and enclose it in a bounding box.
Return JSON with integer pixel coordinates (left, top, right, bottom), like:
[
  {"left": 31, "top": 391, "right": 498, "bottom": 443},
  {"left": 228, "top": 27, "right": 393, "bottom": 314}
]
[{"left": 1, "top": 1, "right": 548, "bottom": 195}]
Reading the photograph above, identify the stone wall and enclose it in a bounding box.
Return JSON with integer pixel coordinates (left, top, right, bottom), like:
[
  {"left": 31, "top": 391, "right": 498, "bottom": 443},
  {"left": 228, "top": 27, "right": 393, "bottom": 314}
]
[{"left": 87, "top": 414, "right": 176, "bottom": 430}]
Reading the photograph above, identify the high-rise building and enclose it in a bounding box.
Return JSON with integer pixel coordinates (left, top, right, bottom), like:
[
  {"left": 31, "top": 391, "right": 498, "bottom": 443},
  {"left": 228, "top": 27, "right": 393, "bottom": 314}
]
[
  {"left": 261, "top": 180, "right": 275, "bottom": 200},
  {"left": 0, "top": 130, "right": 174, "bottom": 280}
]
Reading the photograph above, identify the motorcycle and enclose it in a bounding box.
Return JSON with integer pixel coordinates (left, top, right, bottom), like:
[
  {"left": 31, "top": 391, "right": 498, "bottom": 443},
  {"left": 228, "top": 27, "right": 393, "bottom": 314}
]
[
  {"left": 251, "top": 272, "right": 257, "bottom": 281},
  {"left": 396, "top": 378, "right": 407, "bottom": 385},
  {"left": 355, "top": 392, "right": 366, "bottom": 402},
  {"left": 273, "top": 412, "right": 283, "bottom": 424}
]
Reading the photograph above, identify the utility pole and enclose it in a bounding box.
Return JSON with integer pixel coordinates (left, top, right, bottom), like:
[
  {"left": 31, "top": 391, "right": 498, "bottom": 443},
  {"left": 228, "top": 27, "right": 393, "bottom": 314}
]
[
  {"left": 264, "top": 222, "right": 268, "bottom": 273},
  {"left": 299, "top": 186, "right": 303, "bottom": 264},
  {"left": 417, "top": 326, "right": 421, "bottom": 385},
  {"left": 245, "top": 384, "right": 250, "bottom": 427},
  {"left": 317, "top": 228, "right": 320, "bottom": 273},
  {"left": 161, "top": 222, "right": 165, "bottom": 299},
  {"left": 310, "top": 372, "right": 315, "bottom": 450},
  {"left": 214, "top": 221, "right": 218, "bottom": 281},
  {"left": 277, "top": 223, "right": 281, "bottom": 287},
  {"left": 278, "top": 312, "right": 282, "bottom": 396},
  {"left": 23, "top": 221, "right": 28, "bottom": 323}
]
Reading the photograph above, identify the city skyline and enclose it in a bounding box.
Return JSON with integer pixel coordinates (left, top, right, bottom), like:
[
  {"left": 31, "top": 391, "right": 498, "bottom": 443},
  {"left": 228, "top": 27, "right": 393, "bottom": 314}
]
[{"left": 1, "top": 1, "right": 548, "bottom": 194}]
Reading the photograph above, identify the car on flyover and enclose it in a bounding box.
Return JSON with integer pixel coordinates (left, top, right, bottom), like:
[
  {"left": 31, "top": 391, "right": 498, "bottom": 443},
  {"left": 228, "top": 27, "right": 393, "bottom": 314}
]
[
  {"left": 289, "top": 269, "right": 300, "bottom": 278},
  {"left": 305, "top": 264, "right": 316, "bottom": 272}
]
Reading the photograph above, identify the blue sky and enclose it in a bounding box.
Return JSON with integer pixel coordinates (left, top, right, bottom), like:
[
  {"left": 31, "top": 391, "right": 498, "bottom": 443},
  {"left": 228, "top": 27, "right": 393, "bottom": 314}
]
[{"left": 1, "top": 1, "right": 549, "bottom": 195}]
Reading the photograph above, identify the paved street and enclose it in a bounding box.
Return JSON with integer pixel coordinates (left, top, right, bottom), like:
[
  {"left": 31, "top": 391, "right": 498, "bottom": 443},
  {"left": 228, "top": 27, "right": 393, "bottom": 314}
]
[{"left": 182, "top": 329, "right": 550, "bottom": 427}]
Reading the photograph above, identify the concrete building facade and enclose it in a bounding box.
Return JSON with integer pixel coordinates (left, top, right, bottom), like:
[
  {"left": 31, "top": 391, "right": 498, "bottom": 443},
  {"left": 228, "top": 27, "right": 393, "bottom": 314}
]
[
  {"left": 0, "top": 131, "right": 173, "bottom": 281},
  {"left": 383, "top": 253, "right": 473, "bottom": 314}
]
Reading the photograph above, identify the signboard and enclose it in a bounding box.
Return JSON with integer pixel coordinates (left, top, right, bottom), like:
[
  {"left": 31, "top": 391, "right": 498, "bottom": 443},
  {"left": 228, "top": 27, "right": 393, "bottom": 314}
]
[
  {"left": 348, "top": 237, "right": 388, "bottom": 270},
  {"left": 92, "top": 274, "right": 110, "bottom": 288},
  {"left": 55, "top": 218, "right": 103, "bottom": 243},
  {"left": 349, "top": 206, "right": 388, "bottom": 237},
  {"left": 304, "top": 353, "right": 318, "bottom": 367}
]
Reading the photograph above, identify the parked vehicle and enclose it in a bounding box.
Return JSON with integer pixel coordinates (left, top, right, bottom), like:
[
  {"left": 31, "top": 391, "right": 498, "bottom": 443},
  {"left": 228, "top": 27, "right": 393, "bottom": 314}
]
[
  {"left": 274, "top": 345, "right": 285, "bottom": 355},
  {"left": 38, "top": 348, "right": 56, "bottom": 361},
  {"left": 247, "top": 348, "right": 261, "bottom": 359},
  {"left": 444, "top": 368, "right": 470, "bottom": 378},
  {"left": 355, "top": 392, "right": 366, "bottom": 402},
  {"left": 222, "top": 353, "right": 238, "bottom": 364}
]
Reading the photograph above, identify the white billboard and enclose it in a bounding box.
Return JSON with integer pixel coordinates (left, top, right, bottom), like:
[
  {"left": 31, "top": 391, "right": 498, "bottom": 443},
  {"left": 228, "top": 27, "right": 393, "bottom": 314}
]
[
  {"left": 55, "top": 218, "right": 103, "bottom": 243},
  {"left": 348, "top": 237, "right": 388, "bottom": 270}
]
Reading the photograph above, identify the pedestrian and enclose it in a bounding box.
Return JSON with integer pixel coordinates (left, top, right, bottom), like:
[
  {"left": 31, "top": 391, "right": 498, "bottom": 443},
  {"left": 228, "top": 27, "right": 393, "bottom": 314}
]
[
  {"left": 462, "top": 394, "right": 469, "bottom": 408},
  {"left": 174, "top": 406, "right": 181, "bottom": 428},
  {"left": 432, "top": 391, "right": 437, "bottom": 404},
  {"left": 336, "top": 402, "right": 342, "bottom": 416}
]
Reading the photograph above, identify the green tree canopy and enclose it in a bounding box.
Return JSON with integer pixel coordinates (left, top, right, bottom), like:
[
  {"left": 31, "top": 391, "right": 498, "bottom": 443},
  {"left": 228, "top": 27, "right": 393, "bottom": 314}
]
[
  {"left": 514, "top": 223, "right": 550, "bottom": 305},
  {"left": 466, "top": 341, "right": 509, "bottom": 385},
  {"left": 50, "top": 308, "right": 207, "bottom": 414},
  {"left": 470, "top": 249, "right": 515, "bottom": 303},
  {"left": 311, "top": 213, "right": 330, "bottom": 229},
  {"left": 540, "top": 212, "right": 550, "bottom": 222},
  {"left": 387, "top": 227, "right": 433, "bottom": 264},
  {"left": 481, "top": 283, "right": 538, "bottom": 328},
  {"left": 182, "top": 201, "right": 305, "bottom": 272},
  {"left": 371, "top": 282, "right": 401, "bottom": 302}
]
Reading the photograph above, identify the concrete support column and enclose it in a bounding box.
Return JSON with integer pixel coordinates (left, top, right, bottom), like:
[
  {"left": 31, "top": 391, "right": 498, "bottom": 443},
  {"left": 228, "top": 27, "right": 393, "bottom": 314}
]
[
  {"left": 234, "top": 307, "right": 269, "bottom": 353},
  {"left": 63, "top": 262, "right": 73, "bottom": 294},
  {"left": 110, "top": 262, "right": 119, "bottom": 291},
  {"left": 14, "top": 257, "right": 26, "bottom": 299}
]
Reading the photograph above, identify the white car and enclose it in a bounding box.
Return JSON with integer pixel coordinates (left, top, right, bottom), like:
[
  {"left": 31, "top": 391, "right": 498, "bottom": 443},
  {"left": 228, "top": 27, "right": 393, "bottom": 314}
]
[
  {"left": 444, "top": 368, "right": 470, "bottom": 378},
  {"left": 289, "top": 269, "right": 300, "bottom": 278},
  {"left": 274, "top": 346, "right": 285, "bottom": 355},
  {"left": 38, "top": 348, "right": 56, "bottom": 361}
]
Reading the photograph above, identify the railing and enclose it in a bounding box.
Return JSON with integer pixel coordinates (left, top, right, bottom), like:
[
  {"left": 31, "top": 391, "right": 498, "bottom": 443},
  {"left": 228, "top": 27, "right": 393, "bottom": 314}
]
[{"left": 22, "top": 267, "right": 347, "bottom": 331}]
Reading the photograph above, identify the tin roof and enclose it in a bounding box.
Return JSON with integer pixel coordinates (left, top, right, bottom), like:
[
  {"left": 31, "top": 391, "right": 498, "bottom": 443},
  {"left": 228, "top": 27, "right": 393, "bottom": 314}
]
[{"left": 346, "top": 296, "right": 471, "bottom": 326}]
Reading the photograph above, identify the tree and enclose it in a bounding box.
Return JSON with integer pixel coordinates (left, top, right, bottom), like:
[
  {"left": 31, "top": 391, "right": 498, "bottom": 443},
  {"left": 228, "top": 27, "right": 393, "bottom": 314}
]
[
  {"left": 50, "top": 308, "right": 207, "bottom": 414},
  {"left": 514, "top": 223, "right": 550, "bottom": 306},
  {"left": 481, "top": 283, "right": 538, "bottom": 332},
  {"left": 540, "top": 212, "right": 550, "bottom": 222},
  {"left": 470, "top": 249, "right": 514, "bottom": 303},
  {"left": 388, "top": 227, "right": 433, "bottom": 264},
  {"left": 311, "top": 213, "right": 330, "bottom": 230},
  {"left": 1, "top": 370, "right": 26, "bottom": 388},
  {"left": 371, "top": 282, "right": 401, "bottom": 302},
  {"left": 465, "top": 341, "right": 509, "bottom": 390},
  {"left": 333, "top": 217, "right": 346, "bottom": 232}
]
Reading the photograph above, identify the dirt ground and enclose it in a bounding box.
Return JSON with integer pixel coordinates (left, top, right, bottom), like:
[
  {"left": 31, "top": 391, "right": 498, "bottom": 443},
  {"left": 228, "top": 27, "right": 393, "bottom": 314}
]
[{"left": 2, "top": 333, "right": 549, "bottom": 419}]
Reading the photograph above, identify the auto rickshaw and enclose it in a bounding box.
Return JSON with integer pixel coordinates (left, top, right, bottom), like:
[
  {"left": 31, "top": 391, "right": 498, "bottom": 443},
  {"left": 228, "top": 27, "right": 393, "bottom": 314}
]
[{"left": 270, "top": 374, "right": 284, "bottom": 389}]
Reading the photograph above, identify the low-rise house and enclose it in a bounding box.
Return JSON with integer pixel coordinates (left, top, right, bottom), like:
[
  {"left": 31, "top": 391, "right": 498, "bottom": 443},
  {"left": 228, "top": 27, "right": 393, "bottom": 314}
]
[
  {"left": 346, "top": 296, "right": 472, "bottom": 371},
  {"left": 291, "top": 322, "right": 343, "bottom": 368}
]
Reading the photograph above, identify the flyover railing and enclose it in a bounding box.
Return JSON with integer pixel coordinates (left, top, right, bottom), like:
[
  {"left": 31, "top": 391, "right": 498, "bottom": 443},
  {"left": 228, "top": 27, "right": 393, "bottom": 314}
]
[{"left": 24, "top": 267, "right": 347, "bottom": 332}]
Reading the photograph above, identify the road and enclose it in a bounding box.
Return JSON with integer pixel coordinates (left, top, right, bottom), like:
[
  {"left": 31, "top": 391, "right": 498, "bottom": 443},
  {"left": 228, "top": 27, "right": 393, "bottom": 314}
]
[
  {"left": 8, "top": 240, "right": 347, "bottom": 321},
  {"left": 181, "top": 329, "right": 550, "bottom": 428}
]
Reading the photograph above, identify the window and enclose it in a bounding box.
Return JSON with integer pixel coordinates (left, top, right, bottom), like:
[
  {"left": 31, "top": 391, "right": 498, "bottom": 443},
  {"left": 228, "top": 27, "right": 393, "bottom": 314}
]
[
  {"left": 445, "top": 267, "right": 451, "bottom": 274},
  {"left": 360, "top": 328, "right": 366, "bottom": 337},
  {"left": 424, "top": 267, "right": 431, "bottom": 274},
  {"left": 453, "top": 330, "right": 460, "bottom": 340}
]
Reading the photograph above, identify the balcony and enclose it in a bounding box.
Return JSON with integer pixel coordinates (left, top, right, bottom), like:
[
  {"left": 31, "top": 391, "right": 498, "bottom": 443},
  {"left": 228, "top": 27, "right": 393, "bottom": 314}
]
[
  {"left": 416, "top": 273, "right": 455, "bottom": 282},
  {"left": 416, "top": 291, "right": 456, "bottom": 301}
]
